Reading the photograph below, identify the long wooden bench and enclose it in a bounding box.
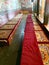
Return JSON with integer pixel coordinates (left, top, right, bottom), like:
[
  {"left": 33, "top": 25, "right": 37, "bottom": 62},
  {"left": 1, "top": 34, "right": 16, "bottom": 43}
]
[{"left": 0, "top": 14, "right": 23, "bottom": 45}]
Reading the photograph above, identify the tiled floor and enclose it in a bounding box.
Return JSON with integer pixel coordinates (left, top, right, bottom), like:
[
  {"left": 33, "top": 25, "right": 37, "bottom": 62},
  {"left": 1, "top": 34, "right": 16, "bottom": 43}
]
[
  {"left": 35, "top": 31, "right": 49, "bottom": 42},
  {"left": 32, "top": 15, "right": 49, "bottom": 65},
  {"left": 38, "top": 44, "right": 49, "bottom": 65}
]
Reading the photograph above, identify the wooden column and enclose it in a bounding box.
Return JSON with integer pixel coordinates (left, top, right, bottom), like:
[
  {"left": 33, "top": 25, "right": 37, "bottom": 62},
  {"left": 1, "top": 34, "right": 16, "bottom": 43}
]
[
  {"left": 44, "top": 0, "right": 49, "bottom": 24},
  {"left": 37, "top": 0, "right": 39, "bottom": 16}
]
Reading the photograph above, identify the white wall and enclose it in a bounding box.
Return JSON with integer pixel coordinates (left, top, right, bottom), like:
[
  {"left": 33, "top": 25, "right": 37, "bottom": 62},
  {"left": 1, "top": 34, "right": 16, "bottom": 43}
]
[{"left": 20, "top": 0, "right": 32, "bottom": 8}]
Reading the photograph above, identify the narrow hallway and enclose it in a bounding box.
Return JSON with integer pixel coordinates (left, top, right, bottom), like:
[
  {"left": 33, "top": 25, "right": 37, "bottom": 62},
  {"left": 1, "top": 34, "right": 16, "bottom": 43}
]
[
  {"left": 0, "top": 0, "right": 49, "bottom": 65},
  {"left": 0, "top": 14, "right": 49, "bottom": 65}
]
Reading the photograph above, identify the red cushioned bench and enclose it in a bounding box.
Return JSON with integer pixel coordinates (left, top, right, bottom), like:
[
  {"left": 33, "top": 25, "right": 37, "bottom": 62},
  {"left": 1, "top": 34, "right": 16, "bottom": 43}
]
[{"left": 20, "top": 14, "right": 43, "bottom": 65}]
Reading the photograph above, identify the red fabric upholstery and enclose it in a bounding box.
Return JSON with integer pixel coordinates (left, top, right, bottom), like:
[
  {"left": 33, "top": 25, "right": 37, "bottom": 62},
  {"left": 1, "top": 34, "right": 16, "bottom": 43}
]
[{"left": 20, "top": 14, "right": 43, "bottom": 65}]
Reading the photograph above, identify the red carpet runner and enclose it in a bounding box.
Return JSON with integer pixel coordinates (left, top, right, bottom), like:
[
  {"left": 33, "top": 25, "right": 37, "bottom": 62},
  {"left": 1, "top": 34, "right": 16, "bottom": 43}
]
[{"left": 20, "top": 14, "right": 43, "bottom": 65}]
